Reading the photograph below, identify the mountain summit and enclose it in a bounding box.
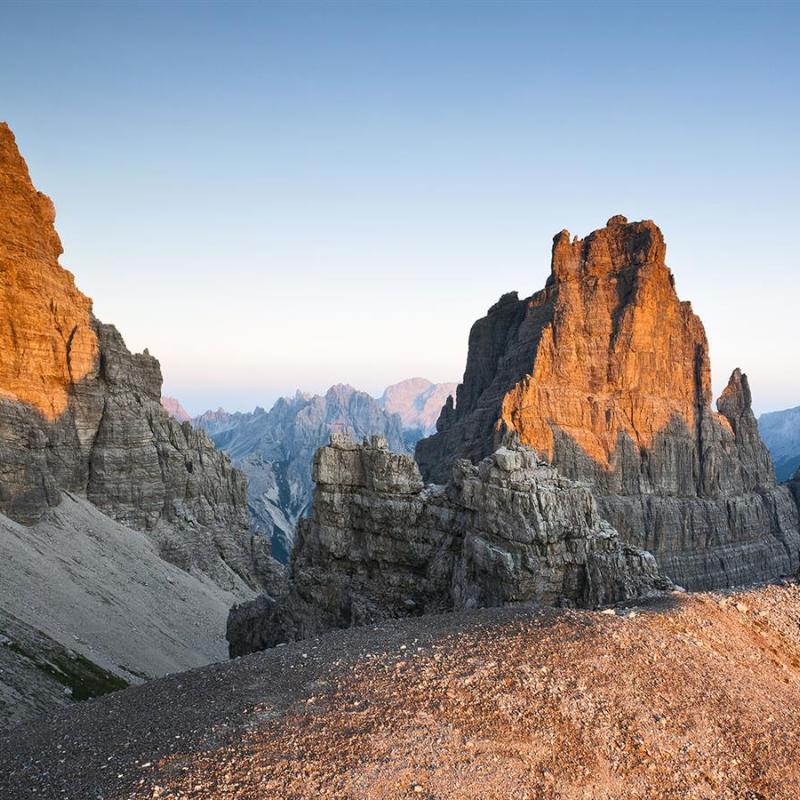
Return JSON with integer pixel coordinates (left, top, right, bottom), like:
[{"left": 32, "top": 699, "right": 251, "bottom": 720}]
[
  {"left": 417, "top": 216, "right": 800, "bottom": 590},
  {"left": 0, "top": 123, "right": 281, "bottom": 724}
]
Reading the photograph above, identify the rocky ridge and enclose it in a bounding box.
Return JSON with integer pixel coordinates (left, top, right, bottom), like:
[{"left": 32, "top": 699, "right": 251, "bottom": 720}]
[
  {"left": 0, "top": 122, "right": 283, "bottom": 725},
  {"left": 227, "top": 434, "right": 669, "bottom": 656},
  {"left": 416, "top": 216, "right": 800, "bottom": 590}
]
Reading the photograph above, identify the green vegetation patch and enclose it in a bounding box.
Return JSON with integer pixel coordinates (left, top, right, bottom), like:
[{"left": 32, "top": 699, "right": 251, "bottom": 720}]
[{"left": 4, "top": 637, "right": 129, "bottom": 701}]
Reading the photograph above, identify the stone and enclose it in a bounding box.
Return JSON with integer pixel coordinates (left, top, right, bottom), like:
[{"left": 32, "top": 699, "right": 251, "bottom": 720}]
[
  {"left": 227, "top": 435, "right": 670, "bottom": 656},
  {"left": 416, "top": 217, "right": 800, "bottom": 590}
]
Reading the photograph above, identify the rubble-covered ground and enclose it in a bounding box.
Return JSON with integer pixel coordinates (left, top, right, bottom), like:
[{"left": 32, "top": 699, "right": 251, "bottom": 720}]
[{"left": 3, "top": 583, "right": 800, "bottom": 799}]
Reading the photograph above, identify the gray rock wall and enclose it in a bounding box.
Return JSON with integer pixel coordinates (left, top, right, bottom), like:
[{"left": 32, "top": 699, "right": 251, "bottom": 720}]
[{"left": 227, "top": 435, "right": 670, "bottom": 656}]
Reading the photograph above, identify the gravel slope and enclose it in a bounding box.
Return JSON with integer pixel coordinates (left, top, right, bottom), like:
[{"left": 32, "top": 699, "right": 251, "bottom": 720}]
[
  {"left": 0, "top": 494, "right": 252, "bottom": 727},
  {"left": 3, "top": 584, "right": 800, "bottom": 799}
]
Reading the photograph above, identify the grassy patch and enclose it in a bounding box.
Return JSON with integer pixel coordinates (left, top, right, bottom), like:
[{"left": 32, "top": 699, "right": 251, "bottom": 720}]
[{"left": 5, "top": 639, "right": 129, "bottom": 701}]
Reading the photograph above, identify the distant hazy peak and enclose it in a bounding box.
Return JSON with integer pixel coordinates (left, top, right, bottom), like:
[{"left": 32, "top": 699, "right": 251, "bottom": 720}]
[
  {"left": 381, "top": 377, "right": 458, "bottom": 435},
  {"left": 161, "top": 396, "right": 191, "bottom": 423}
]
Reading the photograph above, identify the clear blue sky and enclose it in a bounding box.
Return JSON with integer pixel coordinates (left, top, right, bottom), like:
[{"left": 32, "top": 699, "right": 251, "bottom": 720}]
[{"left": 1, "top": 0, "right": 797, "bottom": 415}]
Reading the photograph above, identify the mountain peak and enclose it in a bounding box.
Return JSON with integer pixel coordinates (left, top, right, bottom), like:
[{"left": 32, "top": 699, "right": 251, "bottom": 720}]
[
  {"left": 0, "top": 123, "right": 97, "bottom": 421},
  {"left": 416, "top": 217, "right": 798, "bottom": 591}
]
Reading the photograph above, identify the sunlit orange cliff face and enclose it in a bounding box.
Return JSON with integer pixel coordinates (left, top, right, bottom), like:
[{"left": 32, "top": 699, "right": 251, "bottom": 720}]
[
  {"left": 416, "top": 215, "right": 795, "bottom": 589},
  {"left": 498, "top": 216, "right": 722, "bottom": 471},
  {"left": 0, "top": 122, "right": 269, "bottom": 586},
  {"left": 0, "top": 122, "right": 97, "bottom": 420}
]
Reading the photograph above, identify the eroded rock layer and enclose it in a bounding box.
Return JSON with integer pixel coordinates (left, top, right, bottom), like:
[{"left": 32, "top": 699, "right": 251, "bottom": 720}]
[
  {"left": 227, "top": 435, "right": 669, "bottom": 656},
  {"left": 0, "top": 122, "right": 276, "bottom": 592},
  {"left": 416, "top": 216, "right": 800, "bottom": 589}
]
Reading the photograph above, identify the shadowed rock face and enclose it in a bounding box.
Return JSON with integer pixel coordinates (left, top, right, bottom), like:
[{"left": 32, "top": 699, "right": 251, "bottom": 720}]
[
  {"left": 0, "top": 122, "right": 277, "bottom": 592},
  {"left": 227, "top": 435, "right": 670, "bottom": 656},
  {"left": 416, "top": 216, "right": 800, "bottom": 590}
]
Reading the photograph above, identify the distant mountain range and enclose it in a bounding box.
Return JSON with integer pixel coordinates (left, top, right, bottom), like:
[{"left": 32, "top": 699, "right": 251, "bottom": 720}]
[
  {"left": 165, "top": 379, "right": 456, "bottom": 562},
  {"left": 759, "top": 405, "right": 800, "bottom": 482}
]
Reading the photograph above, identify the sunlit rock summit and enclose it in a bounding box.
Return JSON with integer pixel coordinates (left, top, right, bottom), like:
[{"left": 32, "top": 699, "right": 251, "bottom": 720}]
[
  {"left": 0, "top": 123, "right": 282, "bottom": 723},
  {"left": 0, "top": 122, "right": 276, "bottom": 589},
  {"left": 417, "top": 216, "right": 800, "bottom": 589}
]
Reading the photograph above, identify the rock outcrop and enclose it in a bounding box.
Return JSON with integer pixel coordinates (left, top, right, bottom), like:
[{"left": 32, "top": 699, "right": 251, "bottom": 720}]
[
  {"left": 380, "top": 378, "right": 458, "bottom": 436},
  {"left": 227, "top": 435, "right": 670, "bottom": 656},
  {"left": 197, "top": 385, "right": 411, "bottom": 563},
  {"left": 759, "top": 405, "right": 800, "bottom": 482},
  {"left": 416, "top": 216, "right": 800, "bottom": 590},
  {"left": 0, "top": 122, "right": 277, "bottom": 593}
]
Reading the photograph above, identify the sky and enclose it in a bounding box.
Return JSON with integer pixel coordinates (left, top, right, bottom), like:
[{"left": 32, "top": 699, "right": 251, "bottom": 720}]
[{"left": 0, "top": 0, "right": 798, "bottom": 416}]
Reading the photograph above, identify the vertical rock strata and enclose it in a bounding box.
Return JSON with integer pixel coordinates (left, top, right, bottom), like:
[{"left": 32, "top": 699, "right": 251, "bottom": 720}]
[
  {"left": 0, "top": 122, "right": 276, "bottom": 591},
  {"left": 416, "top": 216, "right": 800, "bottom": 589},
  {"left": 226, "top": 435, "right": 669, "bottom": 656}
]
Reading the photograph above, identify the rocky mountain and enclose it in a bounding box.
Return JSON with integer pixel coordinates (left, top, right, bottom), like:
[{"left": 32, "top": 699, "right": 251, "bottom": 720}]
[
  {"left": 0, "top": 122, "right": 282, "bottom": 725},
  {"left": 160, "top": 395, "right": 191, "bottom": 423},
  {"left": 759, "top": 405, "right": 800, "bottom": 482},
  {"left": 416, "top": 216, "right": 800, "bottom": 590},
  {"left": 195, "top": 385, "right": 409, "bottom": 563},
  {"left": 380, "top": 378, "right": 457, "bottom": 436},
  {"left": 227, "top": 434, "right": 670, "bottom": 656}
]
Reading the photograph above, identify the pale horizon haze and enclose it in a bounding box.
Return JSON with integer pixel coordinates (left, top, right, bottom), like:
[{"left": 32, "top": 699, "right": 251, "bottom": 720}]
[{"left": 1, "top": 1, "right": 798, "bottom": 416}]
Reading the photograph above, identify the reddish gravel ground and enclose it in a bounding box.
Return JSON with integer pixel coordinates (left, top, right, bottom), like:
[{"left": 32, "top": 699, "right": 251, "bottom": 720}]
[{"left": 3, "top": 583, "right": 800, "bottom": 799}]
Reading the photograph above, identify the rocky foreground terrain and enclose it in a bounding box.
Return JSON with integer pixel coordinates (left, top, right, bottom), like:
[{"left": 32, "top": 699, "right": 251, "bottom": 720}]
[{"left": 3, "top": 581, "right": 800, "bottom": 799}]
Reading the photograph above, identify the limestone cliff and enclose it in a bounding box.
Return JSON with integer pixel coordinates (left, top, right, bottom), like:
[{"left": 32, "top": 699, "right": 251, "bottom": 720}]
[
  {"left": 416, "top": 216, "right": 800, "bottom": 589},
  {"left": 227, "top": 435, "right": 669, "bottom": 656},
  {"left": 0, "top": 122, "right": 276, "bottom": 592}
]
